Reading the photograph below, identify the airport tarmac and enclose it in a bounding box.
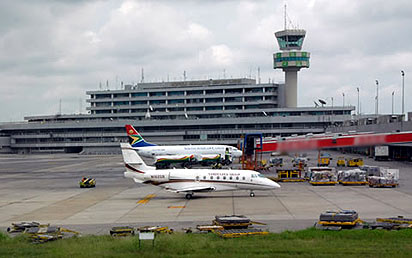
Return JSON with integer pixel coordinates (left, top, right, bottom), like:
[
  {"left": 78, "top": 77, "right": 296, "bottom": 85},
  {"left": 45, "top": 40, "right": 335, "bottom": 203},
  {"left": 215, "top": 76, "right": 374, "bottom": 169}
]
[{"left": 1, "top": 151, "right": 412, "bottom": 235}]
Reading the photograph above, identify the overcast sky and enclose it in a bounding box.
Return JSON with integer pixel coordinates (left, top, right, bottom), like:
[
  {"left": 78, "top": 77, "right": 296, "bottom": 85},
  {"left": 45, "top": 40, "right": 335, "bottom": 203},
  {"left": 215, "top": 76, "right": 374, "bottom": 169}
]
[{"left": 1, "top": 0, "right": 411, "bottom": 122}]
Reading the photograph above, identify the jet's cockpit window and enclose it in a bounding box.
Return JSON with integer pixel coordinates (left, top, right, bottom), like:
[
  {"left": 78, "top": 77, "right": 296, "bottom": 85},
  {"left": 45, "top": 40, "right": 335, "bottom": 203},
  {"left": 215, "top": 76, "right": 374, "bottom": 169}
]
[{"left": 258, "top": 174, "right": 266, "bottom": 178}]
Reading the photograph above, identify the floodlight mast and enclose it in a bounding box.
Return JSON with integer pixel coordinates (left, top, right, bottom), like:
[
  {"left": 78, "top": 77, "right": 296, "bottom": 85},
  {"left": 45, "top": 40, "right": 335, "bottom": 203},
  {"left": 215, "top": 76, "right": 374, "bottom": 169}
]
[{"left": 401, "top": 71, "right": 405, "bottom": 118}]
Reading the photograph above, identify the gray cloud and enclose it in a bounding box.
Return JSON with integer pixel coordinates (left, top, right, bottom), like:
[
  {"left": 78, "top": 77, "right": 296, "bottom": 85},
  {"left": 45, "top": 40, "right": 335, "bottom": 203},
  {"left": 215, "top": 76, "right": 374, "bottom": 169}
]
[{"left": 0, "top": 0, "right": 411, "bottom": 121}]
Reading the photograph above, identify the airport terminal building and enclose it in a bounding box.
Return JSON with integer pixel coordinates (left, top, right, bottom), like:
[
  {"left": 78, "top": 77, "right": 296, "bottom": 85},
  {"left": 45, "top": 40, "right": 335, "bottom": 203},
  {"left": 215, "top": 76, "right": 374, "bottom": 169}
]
[{"left": 0, "top": 78, "right": 354, "bottom": 154}]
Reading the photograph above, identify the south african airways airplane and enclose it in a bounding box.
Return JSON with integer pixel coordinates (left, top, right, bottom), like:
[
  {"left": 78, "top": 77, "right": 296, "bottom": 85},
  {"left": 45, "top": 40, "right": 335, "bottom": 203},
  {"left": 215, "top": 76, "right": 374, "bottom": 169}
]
[{"left": 125, "top": 124, "right": 243, "bottom": 161}]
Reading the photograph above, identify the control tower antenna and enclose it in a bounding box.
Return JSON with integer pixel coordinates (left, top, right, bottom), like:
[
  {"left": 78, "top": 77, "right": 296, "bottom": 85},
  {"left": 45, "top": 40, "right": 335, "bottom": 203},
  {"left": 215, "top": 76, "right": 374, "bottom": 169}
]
[
  {"left": 141, "top": 68, "right": 145, "bottom": 83},
  {"left": 284, "top": 3, "right": 287, "bottom": 30}
]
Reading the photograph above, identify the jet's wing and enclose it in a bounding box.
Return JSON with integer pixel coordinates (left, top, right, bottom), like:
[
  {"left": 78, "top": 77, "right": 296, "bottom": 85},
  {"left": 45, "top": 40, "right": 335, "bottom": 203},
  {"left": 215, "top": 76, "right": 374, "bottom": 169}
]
[{"left": 166, "top": 185, "right": 216, "bottom": 193}]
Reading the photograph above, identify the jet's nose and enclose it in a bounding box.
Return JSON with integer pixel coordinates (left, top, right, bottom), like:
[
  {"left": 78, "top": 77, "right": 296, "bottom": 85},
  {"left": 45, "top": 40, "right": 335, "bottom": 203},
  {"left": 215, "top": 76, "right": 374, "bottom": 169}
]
[
  {"left": 233, "top": 150, "right": 242, "bottom": 158},
  {"left": 267, "top": 179, "right": 280, "bottom": 189}
]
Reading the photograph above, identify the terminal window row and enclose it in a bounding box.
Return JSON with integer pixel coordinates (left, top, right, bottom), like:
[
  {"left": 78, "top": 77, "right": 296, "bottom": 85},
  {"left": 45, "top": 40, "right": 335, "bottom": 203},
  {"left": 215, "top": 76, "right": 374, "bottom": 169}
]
[
  {"left": 92, "top": 108, "right": 351, "bottom": 117},
  {"left": 91, "top": 87, "right": 276, "bottom": 99},
  {"left": 93, "top": 96, "right": 276, "bottom": 107},
  {"left": 94, "top": 104, "right": 278, "bottom": 114}
]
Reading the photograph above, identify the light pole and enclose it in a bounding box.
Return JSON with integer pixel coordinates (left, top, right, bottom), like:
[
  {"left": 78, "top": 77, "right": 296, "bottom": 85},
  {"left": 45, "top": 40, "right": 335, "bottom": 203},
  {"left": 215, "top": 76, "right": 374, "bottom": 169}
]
[
  {"left": 392, "top": 91, "right": 395, "bottom": 115},
  {"left": 342, "top": 92, "right": 345, "bottom": 107},
  {"left": 401, "top": 70, "right": 405, "bottom": 117},
  {"left": 357, "top": 87, "right": 360, "bottom": 115},
  {"left": 375, "top": 80, "right": 379, "bottom": 115}
]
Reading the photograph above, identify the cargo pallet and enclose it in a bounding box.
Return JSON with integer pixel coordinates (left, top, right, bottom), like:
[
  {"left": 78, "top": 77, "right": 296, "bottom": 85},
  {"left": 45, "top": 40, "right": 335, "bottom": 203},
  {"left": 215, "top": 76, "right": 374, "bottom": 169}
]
[
  {"left": 310, "top": 181, "right": 337, "bottom": 186},
  {"left": 215, "top": 228, "right": 269, "bottom": 238}
]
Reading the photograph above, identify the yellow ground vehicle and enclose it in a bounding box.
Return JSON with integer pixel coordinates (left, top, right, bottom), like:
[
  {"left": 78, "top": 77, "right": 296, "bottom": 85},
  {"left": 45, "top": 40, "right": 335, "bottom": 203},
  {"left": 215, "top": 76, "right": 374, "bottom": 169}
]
[
  {"left": 336, "top": 157, "right": 346, "bottom": 167},
  {"left": 317, "top": 155, "right": 331, "bottom": 167},
  {"left": 275, "top": 169, "right": 305, "bottom": 182},
  {"left": 79, "top": 177, "right": 96, "bottom": 188},
  {"left": 346, "top": 158, "right": 364, "bottom": 167}
]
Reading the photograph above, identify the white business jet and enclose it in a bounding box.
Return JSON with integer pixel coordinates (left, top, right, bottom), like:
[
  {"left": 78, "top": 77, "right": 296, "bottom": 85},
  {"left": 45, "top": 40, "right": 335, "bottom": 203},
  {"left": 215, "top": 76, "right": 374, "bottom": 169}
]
[{"left": 121, "top": 143, "right": 280, "bottom": 199}]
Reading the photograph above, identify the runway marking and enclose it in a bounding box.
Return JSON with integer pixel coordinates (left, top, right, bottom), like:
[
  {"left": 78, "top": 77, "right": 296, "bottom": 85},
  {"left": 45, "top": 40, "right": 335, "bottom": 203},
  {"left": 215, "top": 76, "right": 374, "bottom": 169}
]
[
  {"left": 168, "top": 206, "right": 186, "bottom": 209},
  {"left": 270, "top": 190, "right": 296, "bottom": 219},
  {"left": 137, "top": 194, "right": 156, "bottom": 204}
]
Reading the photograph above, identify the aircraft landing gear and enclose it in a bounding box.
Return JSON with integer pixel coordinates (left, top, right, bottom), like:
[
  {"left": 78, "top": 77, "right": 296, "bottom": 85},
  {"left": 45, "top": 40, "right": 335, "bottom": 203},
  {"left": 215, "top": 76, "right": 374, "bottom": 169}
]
[
  {"left": 182, "top": 162, "right": 192, "bottom": 169},
  {"left": 249, "top": 191, "right": 255, "bottom": 197},
  {"left": 185, "top": 193, "right": 193, "bottom": 199}
]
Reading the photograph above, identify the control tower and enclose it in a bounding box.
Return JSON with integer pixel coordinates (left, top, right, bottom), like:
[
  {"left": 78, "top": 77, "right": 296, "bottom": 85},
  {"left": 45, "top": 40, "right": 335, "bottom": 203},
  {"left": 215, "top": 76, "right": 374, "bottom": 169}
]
[{"left": 274, "top": 27, "right": 310, "bottom": 107}]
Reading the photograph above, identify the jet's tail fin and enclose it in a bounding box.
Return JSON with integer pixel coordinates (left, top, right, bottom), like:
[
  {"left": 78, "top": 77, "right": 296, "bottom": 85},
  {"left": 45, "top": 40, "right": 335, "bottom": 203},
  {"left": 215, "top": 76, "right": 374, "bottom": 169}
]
[
  {"left": 125, "top": 124, "right": 157, "bottom": 147},
  {"left": 120, "top": 143, "right": 151, "bottom": 177}
]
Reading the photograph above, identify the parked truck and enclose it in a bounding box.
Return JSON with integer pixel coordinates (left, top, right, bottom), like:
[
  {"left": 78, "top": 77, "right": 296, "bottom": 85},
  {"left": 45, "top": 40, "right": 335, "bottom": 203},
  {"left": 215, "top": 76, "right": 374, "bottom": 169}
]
[{"left": 374, "top": 146, "right": 389, "bottom": 161}]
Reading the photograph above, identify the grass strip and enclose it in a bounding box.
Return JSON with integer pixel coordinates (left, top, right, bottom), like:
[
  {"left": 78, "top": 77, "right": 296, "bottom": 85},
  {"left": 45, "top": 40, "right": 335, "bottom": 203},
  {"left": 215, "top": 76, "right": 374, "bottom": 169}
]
[{"left": 1, "top": 228, "right": 412, "bottom": 258}]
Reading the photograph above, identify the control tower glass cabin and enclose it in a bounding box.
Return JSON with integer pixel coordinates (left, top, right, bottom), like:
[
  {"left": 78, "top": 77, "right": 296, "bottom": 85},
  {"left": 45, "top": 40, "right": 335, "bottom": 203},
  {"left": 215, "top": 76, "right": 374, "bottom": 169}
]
[{"left": 274, "top": 29, "right": 310, "bottom": 108}]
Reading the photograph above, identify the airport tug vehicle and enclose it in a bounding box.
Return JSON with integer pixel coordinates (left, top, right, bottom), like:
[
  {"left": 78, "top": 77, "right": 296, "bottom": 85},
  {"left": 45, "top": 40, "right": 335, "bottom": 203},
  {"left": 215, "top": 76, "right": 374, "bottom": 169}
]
[
  {"left": 346, "top": 158, "right": 364, "bottom": 167},
  {"left": 79, "top": 177, "right": 96, "bottom": 188},
  {"left": 336, "top": 157, "right": 346, "bottom": 167}
]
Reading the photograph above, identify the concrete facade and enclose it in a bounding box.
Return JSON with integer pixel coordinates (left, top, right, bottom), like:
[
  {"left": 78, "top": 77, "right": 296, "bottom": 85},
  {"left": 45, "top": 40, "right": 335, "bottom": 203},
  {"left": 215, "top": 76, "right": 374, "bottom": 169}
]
[{"left": 0, "top": 78, "right": 354, "bottom": 154}]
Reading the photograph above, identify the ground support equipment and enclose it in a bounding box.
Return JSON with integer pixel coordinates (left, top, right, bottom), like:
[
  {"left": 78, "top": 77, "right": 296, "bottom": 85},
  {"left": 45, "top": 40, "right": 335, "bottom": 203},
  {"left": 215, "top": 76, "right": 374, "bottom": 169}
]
[
  {"left": 7, "top": 222, "right": 48, "bottom": 233},
  {"left": 138, "top": 226, "right": 174, "bottom": 234},
  {"left": 110, "top": 226, "right": 135, "bottom": 237},
  {"left": 79, "top": 177, "right": 96, "bottom": 188},
  {"left": 24, "top": 226, "right": 79, "bottom": 243},
  {"left": 196, "top": 225, "right": 224, "bottom": 232},
  {"left": 213, "top": 215, "right": 251, "bottom": 229},
  {"left": 310, "top": 181, "right": 337, "bottom": 186},
  {"left": 274, "top": 169, "right": 305, "bottom": 182},
  {"left": 368, "top": 182, "right": 398, "bottom": 188},
  {"left": 215, "top": 228, "right": 269, "bottom": 238},
  {"left": 316, "top": 210, "right": 363, "bottom": 230},
  {"left": 339, "top": 181, "right": 368, "bottom": 185},
  {"left": 346, "top": 158, "right": 364, "bottom": 167},
  {"left": 376, "top": 216, "right": 412, "bottom": 225},
  {"left": 366, "top": 222, "right": 410, "bottom": 230}
]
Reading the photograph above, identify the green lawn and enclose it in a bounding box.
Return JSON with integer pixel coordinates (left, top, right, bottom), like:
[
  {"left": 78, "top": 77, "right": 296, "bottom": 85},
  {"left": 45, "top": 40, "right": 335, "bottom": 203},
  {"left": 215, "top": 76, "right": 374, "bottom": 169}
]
[{"left": 1, "top": 228, "right": 412, "bottom": 258}]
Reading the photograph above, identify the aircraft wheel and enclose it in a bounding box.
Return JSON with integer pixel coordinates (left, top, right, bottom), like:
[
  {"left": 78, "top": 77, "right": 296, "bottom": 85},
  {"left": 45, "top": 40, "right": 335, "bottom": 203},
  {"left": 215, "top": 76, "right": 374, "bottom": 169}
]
[
  {"left": 250, "top": 192, "right": 255, "bottom": 197},
  {"left": 185, "top": 193, "right": 193, "bottom": 200},
  {"left": 182, "top": 162, "right": 192, "bottom": 169}
]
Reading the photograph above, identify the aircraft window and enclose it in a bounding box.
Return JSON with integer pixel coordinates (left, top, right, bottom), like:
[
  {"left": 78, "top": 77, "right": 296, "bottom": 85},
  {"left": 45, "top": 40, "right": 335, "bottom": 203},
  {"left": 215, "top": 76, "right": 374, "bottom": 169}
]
[
  {"left": 196, "top": 176, "right": 199, "bottom": 181},
  {"left": 211, "top": 176, "right": 213, "bottom": 179},
  {"left": 223, "top": 176, "right": 226, "bottom": 180},
  {"left": 203, "top": 176, "right": 206, "bottom": 180},
  {"left": 229, "top": 176, "right": 232, "bottom": 180},
  {"left": 236, "top": 176, "right": 239, "bottom": 180},
  {"left": 217, "top": 176, "right": 220, "bottom": 180},
  {"left": 258, "top": 174, "right": 266, "bottom": 178},
  {"left": 242, "top": 176, "right": 245, "bottom": 180}
]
